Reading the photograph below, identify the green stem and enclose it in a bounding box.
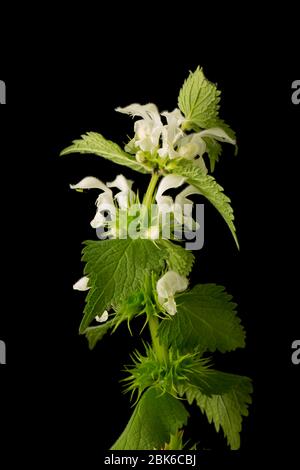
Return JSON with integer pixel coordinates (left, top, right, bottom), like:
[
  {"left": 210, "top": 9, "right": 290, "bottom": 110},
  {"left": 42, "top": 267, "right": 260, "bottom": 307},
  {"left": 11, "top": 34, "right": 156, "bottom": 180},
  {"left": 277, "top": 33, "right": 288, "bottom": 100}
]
[
  {"left": 143, "top": 172, "right": 168, "bottom": 363},
  {"left": 148, "top": 313, "right": 168, "bottom": 363},
  {"left": 143, "top": 172, "right": 160, "bottom": 209}
]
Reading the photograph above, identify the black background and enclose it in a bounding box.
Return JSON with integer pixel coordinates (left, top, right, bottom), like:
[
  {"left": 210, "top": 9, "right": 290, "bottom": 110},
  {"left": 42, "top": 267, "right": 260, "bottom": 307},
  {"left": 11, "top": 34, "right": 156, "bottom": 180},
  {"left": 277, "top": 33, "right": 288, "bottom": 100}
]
[{"left": 0, "top": 8, "right": 299, "bottom": 467}]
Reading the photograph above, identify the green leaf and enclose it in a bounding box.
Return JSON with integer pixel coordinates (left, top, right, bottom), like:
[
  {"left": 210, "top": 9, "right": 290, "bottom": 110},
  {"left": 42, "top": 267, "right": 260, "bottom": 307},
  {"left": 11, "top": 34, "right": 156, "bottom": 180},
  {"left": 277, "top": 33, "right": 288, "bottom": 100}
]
[
  {"left": 81, "top": 238, "right": 189, "bottom": 335},
  {"left": 203, "top": 119, "right": 238, "bottom": 167},
  {"left": 111, "top": 387, "right": 189, "bottom": 450},
  {"left": 158, "top": 284, "right": 245, "bottom": 353},
  {"left": 178, "top": 67, "right": 221, "bottom": 130},
  {"left": 168, "top": 158, "right": 238, "bottom": 248},
  {"left": 156, "top": 240, "right": 195, "bottom": 276},
  {"left": 186, "top": 368, "right": 249, "bottom": 397},
  {"left": 85, "top": 320, "right": 114, "bottom": 350},
  {"left": 80, "top": 238, "right": 167, "bottom": 333},
  {"left": 212, "top": 118, "right": 236, "bottom": 142},
  {"left": 60, "top": 132, "right": 150, "bottom": 174},
  {"left": 185, "top": 375, "right": 252, "bottom": 450},
  {"left": 202, "top": 137, "right": 222, "bottom": 173}
]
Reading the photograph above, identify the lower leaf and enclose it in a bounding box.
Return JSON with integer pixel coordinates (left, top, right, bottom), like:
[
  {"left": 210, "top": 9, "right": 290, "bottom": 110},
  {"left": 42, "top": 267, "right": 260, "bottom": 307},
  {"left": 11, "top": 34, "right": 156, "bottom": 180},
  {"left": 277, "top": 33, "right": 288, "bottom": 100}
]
[
  {"left": 111, "top": 387, "right": 189, "bottom": 450},
  {"left": 185, "top": 375, "right": 252, "bottom": 450}
]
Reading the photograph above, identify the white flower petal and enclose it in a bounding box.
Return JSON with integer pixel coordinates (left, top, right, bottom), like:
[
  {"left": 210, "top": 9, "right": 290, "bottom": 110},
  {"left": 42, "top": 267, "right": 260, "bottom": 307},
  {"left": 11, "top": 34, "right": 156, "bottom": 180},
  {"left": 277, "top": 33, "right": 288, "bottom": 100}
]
[
  {"left": 95, "top": 310, "right": 109, "bottom": 323},
  {"left": 161, "top": 108, "right": 185, "bottom": 124},
  {"left": 157, "top": 271, "right": 188, "bottom": 316},
  {"left": 156, "top": 175, "right": 185, "bottom": 202},
  {"left": 117, "top": 191, "right": 135, "bottom": 209},
  {"left": 163, "top": 298, "right": 177, "bottom": 316},
  {"left": 199, "top": 127, "right": 236, "bottom": 145},
  {"left": 107, "top": 174, "right": 133, "bottom": 192},
  {"left": 70, "top": 176, "right": 109, "bottom": 192},
  {"left": 73, "top": 276, "right": 90, "bottom": 291},
  {"left": 95, "top": 191, "right": 114, "bottom": 208},
  {"left": 156, "top": 271, "right": 188, "bottom": 299},
  {"left": 175, "top": 184, "right": 202, "bottom": 207},
  {"left": 107, "top": 175, "right": 135, "bottom": 209},
  {"left": 157, "top": 196, "right": 174, "bottom": 214},
  {"left": 177, "top": 134, "right": 206, "bottom": 160},
  {"left": 116, "top": 103, "right": 160, "bottom": 122},
  {"left": 90, "top": 211, "right": 107, "bottom": 229},
  {"left": 161, "top": 109, "right": 185, "bottom": 143},
  {"left": 116, "top": 103, "right": 163, "bottom": 154},
  {"left": 157, "top": 109, "right": 185, "bottom": 159}
]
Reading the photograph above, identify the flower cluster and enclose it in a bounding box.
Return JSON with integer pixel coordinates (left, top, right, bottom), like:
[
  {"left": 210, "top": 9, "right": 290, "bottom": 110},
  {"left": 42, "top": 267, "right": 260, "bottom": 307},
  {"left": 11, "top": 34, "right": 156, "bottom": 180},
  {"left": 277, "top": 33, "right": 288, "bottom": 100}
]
[
  {"left": 71, "top": 101, "right": 235, "bottom": 321},
  {"left": 116, "top": 103, "right": 235, "bottom": 169},
  {"left": 70, "top": 174, "right": 202, "bottom": 240}
]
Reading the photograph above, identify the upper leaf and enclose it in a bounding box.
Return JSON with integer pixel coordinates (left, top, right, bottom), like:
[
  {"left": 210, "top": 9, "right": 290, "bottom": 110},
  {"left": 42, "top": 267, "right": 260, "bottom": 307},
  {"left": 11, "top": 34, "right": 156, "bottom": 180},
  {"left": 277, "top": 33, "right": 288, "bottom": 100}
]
[
  {"left": 60, "top": 132, "right": 150, "bottom": 174},
  {"left": 158, "top": 284, "right": 245, "bottom": 353},
  {"left": 167, "top": 158, "right": 238, "bottom": 248},
  {"left": 178, "top": 67, "right": 221, "bottom": 130},
  {"left": 80, "top": 238, "right": 167, "bottom": 333},
  {"left": 111, "top": 387, "right": 189, "bottom": 450},
  {"left": 185, "top": 375, "right": 252, "bottom": 450}
]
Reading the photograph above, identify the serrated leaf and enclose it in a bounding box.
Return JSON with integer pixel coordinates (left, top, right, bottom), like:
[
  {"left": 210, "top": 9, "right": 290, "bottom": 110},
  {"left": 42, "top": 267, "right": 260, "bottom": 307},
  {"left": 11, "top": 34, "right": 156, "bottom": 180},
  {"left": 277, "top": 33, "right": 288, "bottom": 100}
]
[
  {"left": 202, "top": 137, "right": 222, "bottom": 173},
  {"left": 212, "top": 118, "right": 236, "bottom": 142},
  {"left": 156, "top": 240, "right": 195, "bottom": 276},
  {"left": 185, "top": 375, "right": 252, "bottom": 450},
  {"left": 203, "top": 118, "right": 238, "bottom": 165},
  {"left": 178, "top": 67, "right": 221, "bottom": 130},
  {"left": 80, "top": 238, "right": 168, "bottom": 333},
  {"left": 158, "top": 284, "right": 245, "bottom": 353},
  {"left": 60, "top": 131, "right": 150, "bottom": 174},
  {"left": 111, "top": 387, "right": 189, "bottom": 450},
  {"left": 85, "top": 320, "right": 114, "bottom": 350},
  {"left": 168, "top": 158, "right": 238, "bottom": 248},
  {"left": 186, "top": 368, "right": 248, "bottom": 397}
]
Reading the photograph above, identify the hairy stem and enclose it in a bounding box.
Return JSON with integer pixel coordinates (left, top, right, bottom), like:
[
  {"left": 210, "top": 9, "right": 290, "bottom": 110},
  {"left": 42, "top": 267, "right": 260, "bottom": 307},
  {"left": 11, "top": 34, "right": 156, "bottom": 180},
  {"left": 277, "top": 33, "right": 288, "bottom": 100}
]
[{"left": 148, "top": 313, "right": 168, "bottom": 363}]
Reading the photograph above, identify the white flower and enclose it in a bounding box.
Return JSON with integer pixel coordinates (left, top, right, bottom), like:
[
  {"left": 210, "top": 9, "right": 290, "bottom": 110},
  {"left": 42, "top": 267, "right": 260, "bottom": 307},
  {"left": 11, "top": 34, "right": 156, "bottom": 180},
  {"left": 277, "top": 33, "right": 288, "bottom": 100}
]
[
  {"left": 158, "top": 109, "right": 185, "bottom": 159},
  {"left": 177, "top": 127, "right": 235, "bottom": 167},
  {"left": 73, "top": 276, "right": 90, "bottom": 291},
  {"left": 156, "top": 271, "right": 188, "bottom": 315},
  {"left": 91, "top": 190, "right": 115, "bottom": 229},
  {"left": 116, "top": 103, "right": 163, "bottom": 154},
  {"left": 95, "top": 310, "right": 109, "bottom": 323},
  {"left": 155, "top": 175, "right": 186, "bottom": 214},
  {"left": 151, "top": 175, "right": 201, "bottom": 236},
  {"left": 174, "top": 184, "right": 202, "bottom": 229},
  {"left": 175, "top": 184, "right": 202, "bottom": 209},
  {"left": 70, "top": 176, "right": 109, "bottom": 193},
  {"left": 107, "top": 174, "right": 135, "bottom": 210},
  {"left": 70, "top": 174, "right": 136, "bottom": 231},
  {"left": 70, "top": 176, "right": 114, "bottom": 229}
]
